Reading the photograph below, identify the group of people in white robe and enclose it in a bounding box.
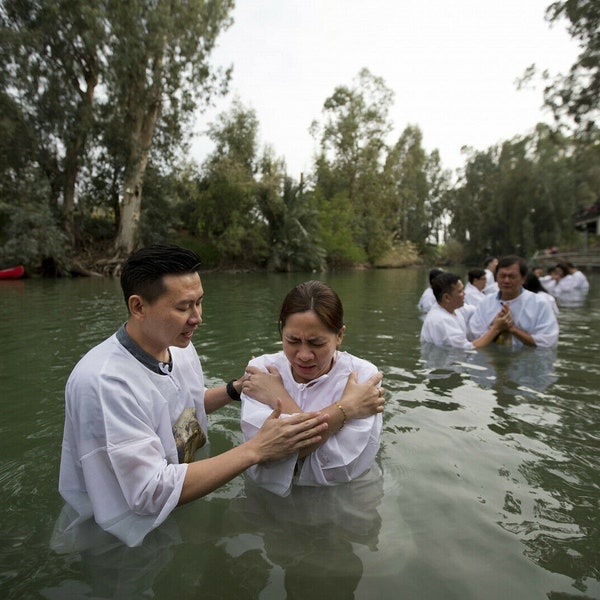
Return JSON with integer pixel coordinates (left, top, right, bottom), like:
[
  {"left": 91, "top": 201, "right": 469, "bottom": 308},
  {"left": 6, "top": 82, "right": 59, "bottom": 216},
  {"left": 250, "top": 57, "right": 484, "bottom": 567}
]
[
  {"left": 535, "top": 261, "right": 590, "bottom": 307},
  {"left": 418, "top": 254, "right": 589, "bottom": 350}
]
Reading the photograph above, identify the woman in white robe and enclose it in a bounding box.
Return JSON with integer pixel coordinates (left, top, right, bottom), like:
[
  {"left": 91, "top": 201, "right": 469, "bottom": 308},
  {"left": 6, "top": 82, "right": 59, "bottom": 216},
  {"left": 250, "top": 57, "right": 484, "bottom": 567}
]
[{"left": 240, "top": 281, "right": 384, "bottom": 497}]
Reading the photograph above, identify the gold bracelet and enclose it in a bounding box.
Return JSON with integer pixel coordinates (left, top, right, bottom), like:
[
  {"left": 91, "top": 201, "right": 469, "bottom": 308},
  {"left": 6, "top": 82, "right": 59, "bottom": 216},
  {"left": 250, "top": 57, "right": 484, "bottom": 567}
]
[{"left": 335, "top": 402, "right": 347, "bottom": 429}]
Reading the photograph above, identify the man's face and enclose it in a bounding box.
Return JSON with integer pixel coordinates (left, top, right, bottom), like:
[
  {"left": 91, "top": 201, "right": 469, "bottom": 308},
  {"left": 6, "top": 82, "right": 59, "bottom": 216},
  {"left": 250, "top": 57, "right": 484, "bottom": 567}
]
[
  {"left": 445, "top": 280, "right": 465, "bottom": 312},
  {"left": 137, "top": 272, "right": 204, "bottom": 359},
  {"left": 496, "top": 263, "right": 525, "bottom": 300}
]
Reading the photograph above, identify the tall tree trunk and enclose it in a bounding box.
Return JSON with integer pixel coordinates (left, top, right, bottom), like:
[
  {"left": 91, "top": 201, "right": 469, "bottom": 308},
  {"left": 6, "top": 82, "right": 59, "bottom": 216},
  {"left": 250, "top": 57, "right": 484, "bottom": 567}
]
[
  {"left": 63, "top": 69, "right": 97, "bottom": 244},
  {"left": 113, "top": 53, "right": 163, "bottom": 258},
  {"left": 113, "top": 109, "right": 157, "bottom": 257}
]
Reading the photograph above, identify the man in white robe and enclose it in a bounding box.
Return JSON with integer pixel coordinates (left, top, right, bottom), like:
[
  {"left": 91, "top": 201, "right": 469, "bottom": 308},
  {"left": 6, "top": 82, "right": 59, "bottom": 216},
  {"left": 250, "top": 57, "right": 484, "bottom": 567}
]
[{"left": 470, "top": 255, "right": 559, "bottom": 348}]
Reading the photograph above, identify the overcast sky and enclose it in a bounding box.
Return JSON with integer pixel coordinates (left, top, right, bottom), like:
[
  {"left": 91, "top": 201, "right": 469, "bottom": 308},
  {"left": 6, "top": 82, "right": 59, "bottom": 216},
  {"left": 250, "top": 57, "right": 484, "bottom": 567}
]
[{"left": 191, "top": 0, "right": 579, "bottom": 176}]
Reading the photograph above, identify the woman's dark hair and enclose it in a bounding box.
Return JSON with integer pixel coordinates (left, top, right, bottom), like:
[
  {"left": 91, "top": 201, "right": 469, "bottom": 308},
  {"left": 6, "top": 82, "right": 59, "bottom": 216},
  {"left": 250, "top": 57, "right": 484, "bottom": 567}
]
[
  {"left": 278, "top": 280, "right": 344, "bottom": 335},
  {"left": 523, "top": 272, "right": 547, "bottom": 294},
  {"left": 120, "top": 244, "right": 201, "bottom": 309},
  {"left": 484, "top": 256, "right": 497, "bottom": 269},
  {"left": 556, "top": 261, "right": 570, "bottom": 276}
]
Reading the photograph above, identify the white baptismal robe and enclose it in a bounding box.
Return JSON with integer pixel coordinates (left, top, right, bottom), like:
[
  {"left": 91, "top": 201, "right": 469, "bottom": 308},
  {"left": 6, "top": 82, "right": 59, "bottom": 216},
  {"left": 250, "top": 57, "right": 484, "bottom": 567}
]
[
  {"left": 241, "top": 351, "right": 382, "bottom": 497},
  {"left": 419, "top": 303, "right": 474, "bottom": 350},
  {"left": 57, "top": 331, "right": 207, "bottom": 547}
]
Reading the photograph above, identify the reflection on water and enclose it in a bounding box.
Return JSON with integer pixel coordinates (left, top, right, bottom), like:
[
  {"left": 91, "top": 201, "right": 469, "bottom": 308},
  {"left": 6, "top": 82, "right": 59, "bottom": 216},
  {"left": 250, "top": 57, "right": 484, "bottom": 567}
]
[
  {"left": 42, "top": 471, "right": 403, "bottom": 600},
  {"left": 420, "top": 342, "right": 559, "bottom": 395},
  {"left": 554, "top": 288, "right": 588, "bottom": 309},
  {"left": 1, "top": 270, "right": 599, "bottom": 599}
]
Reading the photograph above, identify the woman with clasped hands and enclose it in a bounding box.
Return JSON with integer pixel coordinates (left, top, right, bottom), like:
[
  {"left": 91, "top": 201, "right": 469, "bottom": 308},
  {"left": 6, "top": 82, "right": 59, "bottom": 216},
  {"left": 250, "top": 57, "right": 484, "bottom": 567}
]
[{"left": 240, "top": 280, "right": 385, "bottom": 497}]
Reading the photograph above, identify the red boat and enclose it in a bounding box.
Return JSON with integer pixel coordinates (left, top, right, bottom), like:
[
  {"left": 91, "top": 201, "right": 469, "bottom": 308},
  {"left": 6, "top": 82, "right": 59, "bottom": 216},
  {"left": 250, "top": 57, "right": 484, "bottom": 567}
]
[{"left": 0, "top": 265, "right": 25, "bottom": 280}]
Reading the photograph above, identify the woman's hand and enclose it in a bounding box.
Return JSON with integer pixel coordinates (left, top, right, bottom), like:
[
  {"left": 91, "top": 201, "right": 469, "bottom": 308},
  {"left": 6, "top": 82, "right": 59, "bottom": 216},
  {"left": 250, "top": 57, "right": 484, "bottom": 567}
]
[
  {"left": 242, "top": 365, "right": 290, "bottom": 409},
  {"left": 338, "top": 371, "right": 384, "bottom": 420}
]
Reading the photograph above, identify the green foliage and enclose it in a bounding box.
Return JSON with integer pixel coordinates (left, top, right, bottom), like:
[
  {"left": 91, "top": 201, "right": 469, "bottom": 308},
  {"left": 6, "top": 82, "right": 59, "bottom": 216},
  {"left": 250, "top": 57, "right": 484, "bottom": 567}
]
[
  {"left": 312, "top": 69, "right": 395, "bottom": 264},
  {"left": 544, "top": 0, "right": 600, "bottom": 132},
  {"left": 194, "top": 158, "right": 264, "bottom": 266},
  {"left": 313, "top": 192, "right": 367, "bottom": 266},
  {"left": 0, "top": 174, "right": 69, "bottom": 272},
  {"left": 190, "top": 101, "right": 267, "bottom": 267},
  {"left": 436, "top": 240, "right": 466, "bottom": 266},
  {"left": 260, "top": 176, "right": 326, "bottom": 272},
  {"left": 447, "top": 126, "right": 598, "bottom": 261},
  {"left": 168, "top": 233, "right": 220, "bottom": 269},
  {"left": 384, "top": 125, "right": 450, "bottom": 253},
  {"left": 0, "top": 0, "right": 234, "bottom": 261},
  {"left": 1, "top": 2, "right": 598, "bottom": 275}
]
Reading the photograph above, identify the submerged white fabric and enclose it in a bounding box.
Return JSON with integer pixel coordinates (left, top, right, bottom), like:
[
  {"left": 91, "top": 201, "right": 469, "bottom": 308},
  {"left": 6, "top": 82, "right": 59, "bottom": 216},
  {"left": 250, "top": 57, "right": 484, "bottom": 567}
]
[
  {"left": 241, "top": 351, "right": 382, "bottom": 497},
  {"left": 57, "top": 333, "right": 207, "bottom": 546},
  {"left": 469, "top": 289, "right": 559, "bottom": 348},
  {"left": 420, "top": 303, "right": 474, "bottom": 349}
]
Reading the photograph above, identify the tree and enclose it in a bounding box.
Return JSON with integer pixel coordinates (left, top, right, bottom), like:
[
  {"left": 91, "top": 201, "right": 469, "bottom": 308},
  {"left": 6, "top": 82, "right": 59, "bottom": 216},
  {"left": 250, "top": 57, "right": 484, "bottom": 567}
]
[
  {"left": 544, "top": 0, "right": 600, "bottom": 132},
  {"left": 0, "top": 0, "right": 105, "bottom": 242},
  {"left": 193, "top": 101, "right": 267, "bottom": 267},
  {"left": 107, "top": 0, "right": 234, "bottom": 257},
  {"left": 311, "top": 68, "right": 394, "bottom": 264},
  {"left": 447, "top": 126, "right": 593, "bottom": 260},
  {"left": 384, "top": 126, "right": 427, "bottom": 245},
  {"left": 424, "top": 149, "right": 451, "bottom": 247},
  {"left": 0, "top": 0, "right": 234, "bottom": 270},
  {"left": 447, "top": 147, "right": 500, "bottom": 261},
  {"left": 257, "top": 167, "right": 326, "bottom": 273}
]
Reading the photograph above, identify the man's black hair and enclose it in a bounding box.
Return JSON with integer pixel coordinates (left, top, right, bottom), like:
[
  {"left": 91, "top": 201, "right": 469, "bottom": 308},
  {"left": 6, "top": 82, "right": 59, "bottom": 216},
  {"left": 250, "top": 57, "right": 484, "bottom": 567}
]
[
  {"left": 428, "top": 268, "right": 444, "bottom": 285},
  {"left": 497, "top": 255, "right": 528, "bottom": 277},
  {"left": 431, "top": 272, "right": 462, "bottom": 303},
  {"left": 468, "top": 268, "right": 486, "bottom": 283},
  {"left": 120, "top": 244, "right": 201, "bottom": 309}
]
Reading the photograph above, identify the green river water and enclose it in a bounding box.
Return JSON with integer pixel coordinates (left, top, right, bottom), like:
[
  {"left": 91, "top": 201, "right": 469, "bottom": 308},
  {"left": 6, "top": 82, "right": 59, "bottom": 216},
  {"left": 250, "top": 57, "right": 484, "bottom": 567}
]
[{"left": 1, "top": 268, "right": 598, "bottom": 599}]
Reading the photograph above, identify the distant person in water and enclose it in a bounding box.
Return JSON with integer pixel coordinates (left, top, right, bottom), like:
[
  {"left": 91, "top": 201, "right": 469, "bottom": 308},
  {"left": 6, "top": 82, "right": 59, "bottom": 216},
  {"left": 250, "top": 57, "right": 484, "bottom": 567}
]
[
  {"left": 464, "top": 268, "right": 487, "bottom": 306},
  {"left": 240, "top": 280, "right": 385, "bottom": 497},
  {"left": 483, "top": 256, "right": 499, "bottom": 295},
  {"left": 547, "top": 261, "right": 589, "bottom": 307},
  {"left": 470, "top": 255, "right": 559, "bottom": 347},
  {"left": 417, "top": 268, "right": 444, "bottom": 314}
]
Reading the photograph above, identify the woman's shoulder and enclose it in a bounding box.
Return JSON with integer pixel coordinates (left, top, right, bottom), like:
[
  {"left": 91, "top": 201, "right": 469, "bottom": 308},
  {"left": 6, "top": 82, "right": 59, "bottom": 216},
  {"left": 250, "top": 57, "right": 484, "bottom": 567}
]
[{"left": 336, "top": 351, "right": 378, "bottom": 376}]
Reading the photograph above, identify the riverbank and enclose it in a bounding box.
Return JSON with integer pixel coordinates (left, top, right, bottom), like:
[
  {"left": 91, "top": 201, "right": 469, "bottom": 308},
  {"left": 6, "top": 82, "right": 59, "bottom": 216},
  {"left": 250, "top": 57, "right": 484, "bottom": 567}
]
[{"left": 66, "top": 240, "right": 425, "bottom": 277}]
